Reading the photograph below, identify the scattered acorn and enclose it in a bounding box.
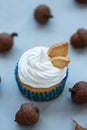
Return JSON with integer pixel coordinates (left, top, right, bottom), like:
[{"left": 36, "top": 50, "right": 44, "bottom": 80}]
[
  {"left": 15, "top": 103, "right": 40, "bottom": 125},
  {"left": 76, "top": 0, "right": 87, "bottom": 4},
  {"left": 70, "top": 28, "right": 87, "bottom": 48},
  {"left": 0, "top": 32, "right": 18, "bottom": 52},
  {"left": 69, "top": 81, "right": 87, "bottom": 104},
  {"left": 34, "top": 4, "right": 53, "bottom": 24},
  {"left": 73, "top": 120, "right": 87, "bottom": 130}
]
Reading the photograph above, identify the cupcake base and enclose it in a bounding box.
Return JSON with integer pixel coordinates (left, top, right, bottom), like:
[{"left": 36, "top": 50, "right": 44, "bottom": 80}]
[{"left": 15, "top": 63, "right": 68, "bottom": 102}]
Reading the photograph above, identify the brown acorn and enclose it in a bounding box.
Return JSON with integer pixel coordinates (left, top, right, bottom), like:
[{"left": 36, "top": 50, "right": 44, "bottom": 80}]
[
  {"left": 15, "top": 103, "right": 40, "bottom": 125},
  {"left": 73, "top": 120, "right": 87, "bottom": 130},
  {"left": 76, "top": 0, "right": 87, "bottom": 4},
  {"left": 0, "top": 32, "right": 18, "bottom": 52},
  {"left": 69, "top": 81, "right": 87, "bottom": 104},
  {"left": 70, "top": 28, "right": 87, "bottom": 48},
  {"left": 34, "top": 4, "right": 53, "bottom": 24}
]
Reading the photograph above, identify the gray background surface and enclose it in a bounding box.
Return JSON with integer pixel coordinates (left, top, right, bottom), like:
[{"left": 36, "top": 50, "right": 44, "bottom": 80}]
[{"left": 0, "top": 0, "right": 87, "bottom": 130}]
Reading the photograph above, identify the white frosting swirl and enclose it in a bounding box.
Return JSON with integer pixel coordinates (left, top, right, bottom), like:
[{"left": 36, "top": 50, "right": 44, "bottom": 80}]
[{"left": 18, "top": 46, "right": 66, "bottom": 88}]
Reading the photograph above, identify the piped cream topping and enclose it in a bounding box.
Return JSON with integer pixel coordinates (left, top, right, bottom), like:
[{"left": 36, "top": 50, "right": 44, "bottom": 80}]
[{"left": 18, "top": 46, "right": 66, "bottom": 88}]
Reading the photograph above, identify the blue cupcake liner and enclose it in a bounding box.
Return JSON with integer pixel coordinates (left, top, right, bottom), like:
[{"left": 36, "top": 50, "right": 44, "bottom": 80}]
[{"left": 15, "top": 63, "right": 69, "bottom": 102}]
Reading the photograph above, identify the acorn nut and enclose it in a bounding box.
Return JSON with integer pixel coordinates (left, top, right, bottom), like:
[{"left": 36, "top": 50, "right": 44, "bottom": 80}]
[
  {"left": 34, "top": 4, "right": 53, "bottom": 24},
  {"left": 70, "top": 28, "right": 87, "bottom": 48},
  {"left": 76, "top": 0, "right": 87, "bottom": 4},
  {"left": 0, "top": 32, "right": 18, "bottom": 52},
  {"left": 69, "top": 81, "right": 87, "bottom": 104},
  {"left": 15, "top": 103, "right": 40, "bottom": 125}
]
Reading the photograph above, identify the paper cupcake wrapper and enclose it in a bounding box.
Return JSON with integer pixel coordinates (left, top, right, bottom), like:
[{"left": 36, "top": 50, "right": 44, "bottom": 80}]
[{"left": 15, "top": 63, "right": 69, "bottom": 102}]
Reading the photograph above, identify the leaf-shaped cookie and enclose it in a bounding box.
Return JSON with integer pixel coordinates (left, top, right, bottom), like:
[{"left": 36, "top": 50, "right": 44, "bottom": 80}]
[
  {"left": 51, "top": 56, "right": 70, "bottom": 69},
  {"left": 48, "top": 42, "right": 68, "bottom": 58}
]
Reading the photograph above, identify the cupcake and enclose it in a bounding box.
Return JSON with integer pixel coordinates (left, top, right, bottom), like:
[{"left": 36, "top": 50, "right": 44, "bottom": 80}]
[{"left": 15, "top": 42, "right": 70, "bottom": 101}]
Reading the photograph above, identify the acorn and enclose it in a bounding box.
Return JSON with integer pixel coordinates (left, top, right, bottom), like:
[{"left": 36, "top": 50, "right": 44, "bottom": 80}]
[
  {"left": 34, "top": 4, "right": 53, "bottom": 24},
  {"left": 70, "top": 28, "right": 87, "bottom": 48},
  {"left": 15, "top": 103, "right": 40, "bottom": 125},
  {"left": 69, "top": 81, "right": 87, "bottom": 104},
  {"left": 0, "top": 32, "right": 18, "bottom": 52},
  {"left": 76, "top": 0, "right": 87, "bottom": 4}
]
